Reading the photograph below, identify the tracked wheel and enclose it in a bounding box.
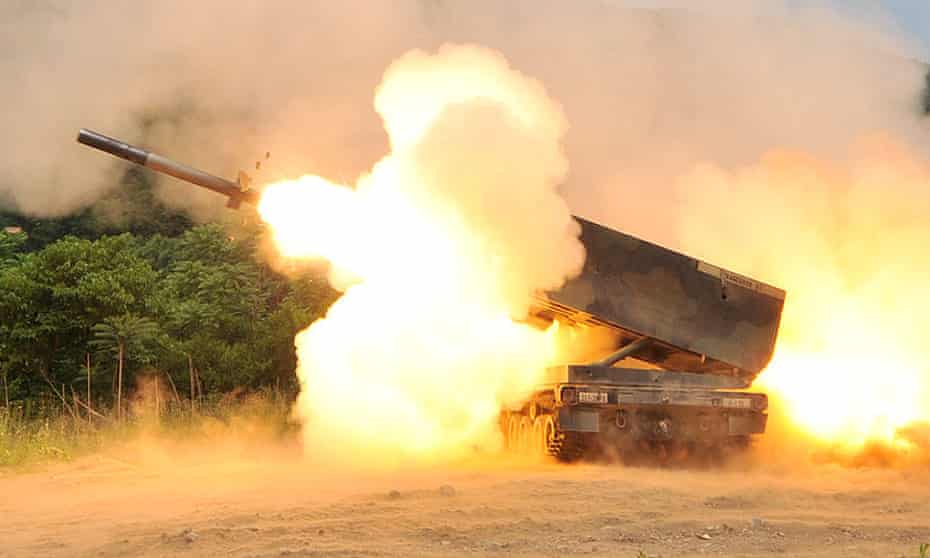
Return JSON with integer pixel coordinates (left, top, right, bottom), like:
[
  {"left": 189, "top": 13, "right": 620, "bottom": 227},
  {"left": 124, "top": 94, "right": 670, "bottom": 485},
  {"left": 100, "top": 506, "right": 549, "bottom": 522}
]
[{"left": 541, "top": 415, "right": 585, "bottom": 462}]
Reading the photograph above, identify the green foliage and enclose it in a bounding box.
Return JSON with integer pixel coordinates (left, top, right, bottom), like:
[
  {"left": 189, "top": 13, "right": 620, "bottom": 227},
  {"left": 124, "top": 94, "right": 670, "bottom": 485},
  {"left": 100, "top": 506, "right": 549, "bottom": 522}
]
[
  {"left": 0, "top": 234, "right": 160, "bottom": 411},
  {"left": 0, "top": 219, "right": 337, "bottom": 424},
  {"left": 90, "top": 314, "right": 160, "bottom": 360},
  {"left": 0, "top": 230, "right": 26, "bottom": 268},
  {"left": 920, "top": 542, "right": 929, "bottom": 558}
]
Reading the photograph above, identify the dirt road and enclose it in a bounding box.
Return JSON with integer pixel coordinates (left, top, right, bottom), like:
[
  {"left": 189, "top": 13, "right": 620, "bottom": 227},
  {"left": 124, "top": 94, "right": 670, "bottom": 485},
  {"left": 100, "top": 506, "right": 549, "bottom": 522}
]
[{"left": 1, "top": 439, "right": 928, "bottom": 558}]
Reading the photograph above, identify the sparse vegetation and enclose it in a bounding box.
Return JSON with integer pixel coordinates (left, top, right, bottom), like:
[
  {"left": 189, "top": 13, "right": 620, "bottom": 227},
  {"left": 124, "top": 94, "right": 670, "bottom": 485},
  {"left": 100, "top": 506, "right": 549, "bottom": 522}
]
[{"left": 0, "top": 387, "right": 296, "bottom": 468}]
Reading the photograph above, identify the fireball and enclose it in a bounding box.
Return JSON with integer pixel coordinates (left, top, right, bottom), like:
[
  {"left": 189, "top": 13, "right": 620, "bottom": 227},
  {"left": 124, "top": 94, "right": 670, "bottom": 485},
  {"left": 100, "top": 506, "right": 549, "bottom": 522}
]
[{"left": 258, "top": 44, "right": 583, "bottom": 463}]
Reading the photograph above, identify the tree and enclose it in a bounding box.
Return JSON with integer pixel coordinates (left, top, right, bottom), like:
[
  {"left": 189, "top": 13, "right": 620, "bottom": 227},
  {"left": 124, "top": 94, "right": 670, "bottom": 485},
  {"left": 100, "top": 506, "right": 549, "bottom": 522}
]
[
  {"left": 0, "top": 216, "right": 338, "bottom": 421},
  {"left": 0, "top": 235, "right": 157, "bottom": 414},
  {"left": 0, "top": 229, "right": 25, "bottom": 268},
  {"left": 90, "top": 315, "right": 159, "bottom": 421},
  {"left": 0, "top": 231, "right": 25, "bottom": 407}
]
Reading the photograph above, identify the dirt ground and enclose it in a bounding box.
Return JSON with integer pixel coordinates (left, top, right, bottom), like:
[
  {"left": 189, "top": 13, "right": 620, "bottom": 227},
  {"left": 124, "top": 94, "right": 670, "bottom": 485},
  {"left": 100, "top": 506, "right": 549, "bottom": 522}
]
[{"left": 1, "top": 439, "right": 928, "bottom": 558}]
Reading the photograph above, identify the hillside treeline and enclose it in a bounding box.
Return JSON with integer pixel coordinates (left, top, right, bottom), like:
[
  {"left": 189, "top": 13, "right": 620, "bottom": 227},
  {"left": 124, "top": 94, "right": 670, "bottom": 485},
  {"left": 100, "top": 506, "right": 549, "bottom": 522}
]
[{"left": 0, "top": 171, "right": 337, "bottom": 422}]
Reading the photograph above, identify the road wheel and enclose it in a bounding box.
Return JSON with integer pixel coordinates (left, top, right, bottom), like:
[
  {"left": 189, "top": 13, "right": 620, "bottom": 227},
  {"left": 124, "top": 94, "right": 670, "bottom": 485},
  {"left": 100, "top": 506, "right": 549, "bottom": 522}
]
[
  {"left": 507, "top": 414, "right": 521, "bottom": 451},
  {"left": 519, "top": 416, "right": 533, "bottom": 454},
  {"left": 543, "top": 415, "right": 585, "bottom": 462},
  {"left": 542, "top": 415, "right": 556, "bottom": 452}
]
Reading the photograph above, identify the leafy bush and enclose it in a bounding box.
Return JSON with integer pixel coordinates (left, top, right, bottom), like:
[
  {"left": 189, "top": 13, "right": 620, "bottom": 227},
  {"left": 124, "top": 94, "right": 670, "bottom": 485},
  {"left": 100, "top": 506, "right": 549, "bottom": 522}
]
[{"left": 0, "top": 224, "right": 336, "bottom": 423}]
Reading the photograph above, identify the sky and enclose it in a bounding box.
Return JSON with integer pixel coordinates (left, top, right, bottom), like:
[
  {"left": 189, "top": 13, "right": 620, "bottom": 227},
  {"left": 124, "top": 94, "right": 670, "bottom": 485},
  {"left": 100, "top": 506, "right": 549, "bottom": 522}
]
[
  {"left": 625, "top": 0, "right": 930, "bottom": 60},
  {"left": 830, "top": 0, "right": 930, "bottom": 59},
  {"left": 883, "top": 0, "right": 930, "bottom": 59}
]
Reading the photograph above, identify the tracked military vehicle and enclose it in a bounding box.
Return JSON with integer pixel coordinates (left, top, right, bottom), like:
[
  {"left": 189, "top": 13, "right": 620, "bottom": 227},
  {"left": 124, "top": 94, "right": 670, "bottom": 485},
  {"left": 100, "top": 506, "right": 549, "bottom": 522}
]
[
  {"left": 77, "top": 128, "right": 784, "bottom": 463},
  {"left": 505, "top": 218, "right": 784, "bottom": 461}
]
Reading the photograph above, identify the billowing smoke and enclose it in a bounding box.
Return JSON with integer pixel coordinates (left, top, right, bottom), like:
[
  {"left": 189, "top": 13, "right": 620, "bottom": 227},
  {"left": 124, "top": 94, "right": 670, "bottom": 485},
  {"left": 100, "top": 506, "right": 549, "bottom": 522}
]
[
  {"left": 3, "top": 2, "right": 924, "bottom": 221},
  {"left": 259, "top": 45, "right": 582, "bottom": 462},
  {"left": 5, "top": 1, "right": 930, "bottom": 459},
  {"left": 1, "top": 2, "right": 421, "bottom": 216}
]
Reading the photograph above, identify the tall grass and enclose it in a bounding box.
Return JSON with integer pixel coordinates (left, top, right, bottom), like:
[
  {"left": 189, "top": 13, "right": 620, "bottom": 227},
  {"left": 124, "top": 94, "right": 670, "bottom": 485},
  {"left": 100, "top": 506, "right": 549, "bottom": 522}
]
[
  {"left": 0, "top": 406, "right": 120, "bottom": 468},
  {"left": 0, "top": 389, "right": 297, "bottom": 469}
]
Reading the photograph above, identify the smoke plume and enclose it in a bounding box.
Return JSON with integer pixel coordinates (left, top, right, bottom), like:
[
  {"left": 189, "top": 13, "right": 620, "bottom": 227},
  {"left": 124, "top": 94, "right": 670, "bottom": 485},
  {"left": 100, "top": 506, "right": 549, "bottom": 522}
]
[{"left": 3, "top": 2, "right": 923, "bottom": 221}]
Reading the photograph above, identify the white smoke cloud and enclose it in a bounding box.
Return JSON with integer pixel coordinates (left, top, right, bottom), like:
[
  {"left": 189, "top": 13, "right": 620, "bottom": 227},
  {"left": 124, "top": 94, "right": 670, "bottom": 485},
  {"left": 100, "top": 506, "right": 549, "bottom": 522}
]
[
  {"left": 1, "top": 1, "right": 925, "bottom": 226},
  {"left": 258, "top": 44, "right": 583, "bottom": 461}
]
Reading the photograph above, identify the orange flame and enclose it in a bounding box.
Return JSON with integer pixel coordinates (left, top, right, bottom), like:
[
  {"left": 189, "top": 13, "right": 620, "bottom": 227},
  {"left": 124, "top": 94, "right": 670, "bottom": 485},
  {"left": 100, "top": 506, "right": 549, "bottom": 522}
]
[{"left": 680, "top": 145, "right": 930, "bottom": 455}]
